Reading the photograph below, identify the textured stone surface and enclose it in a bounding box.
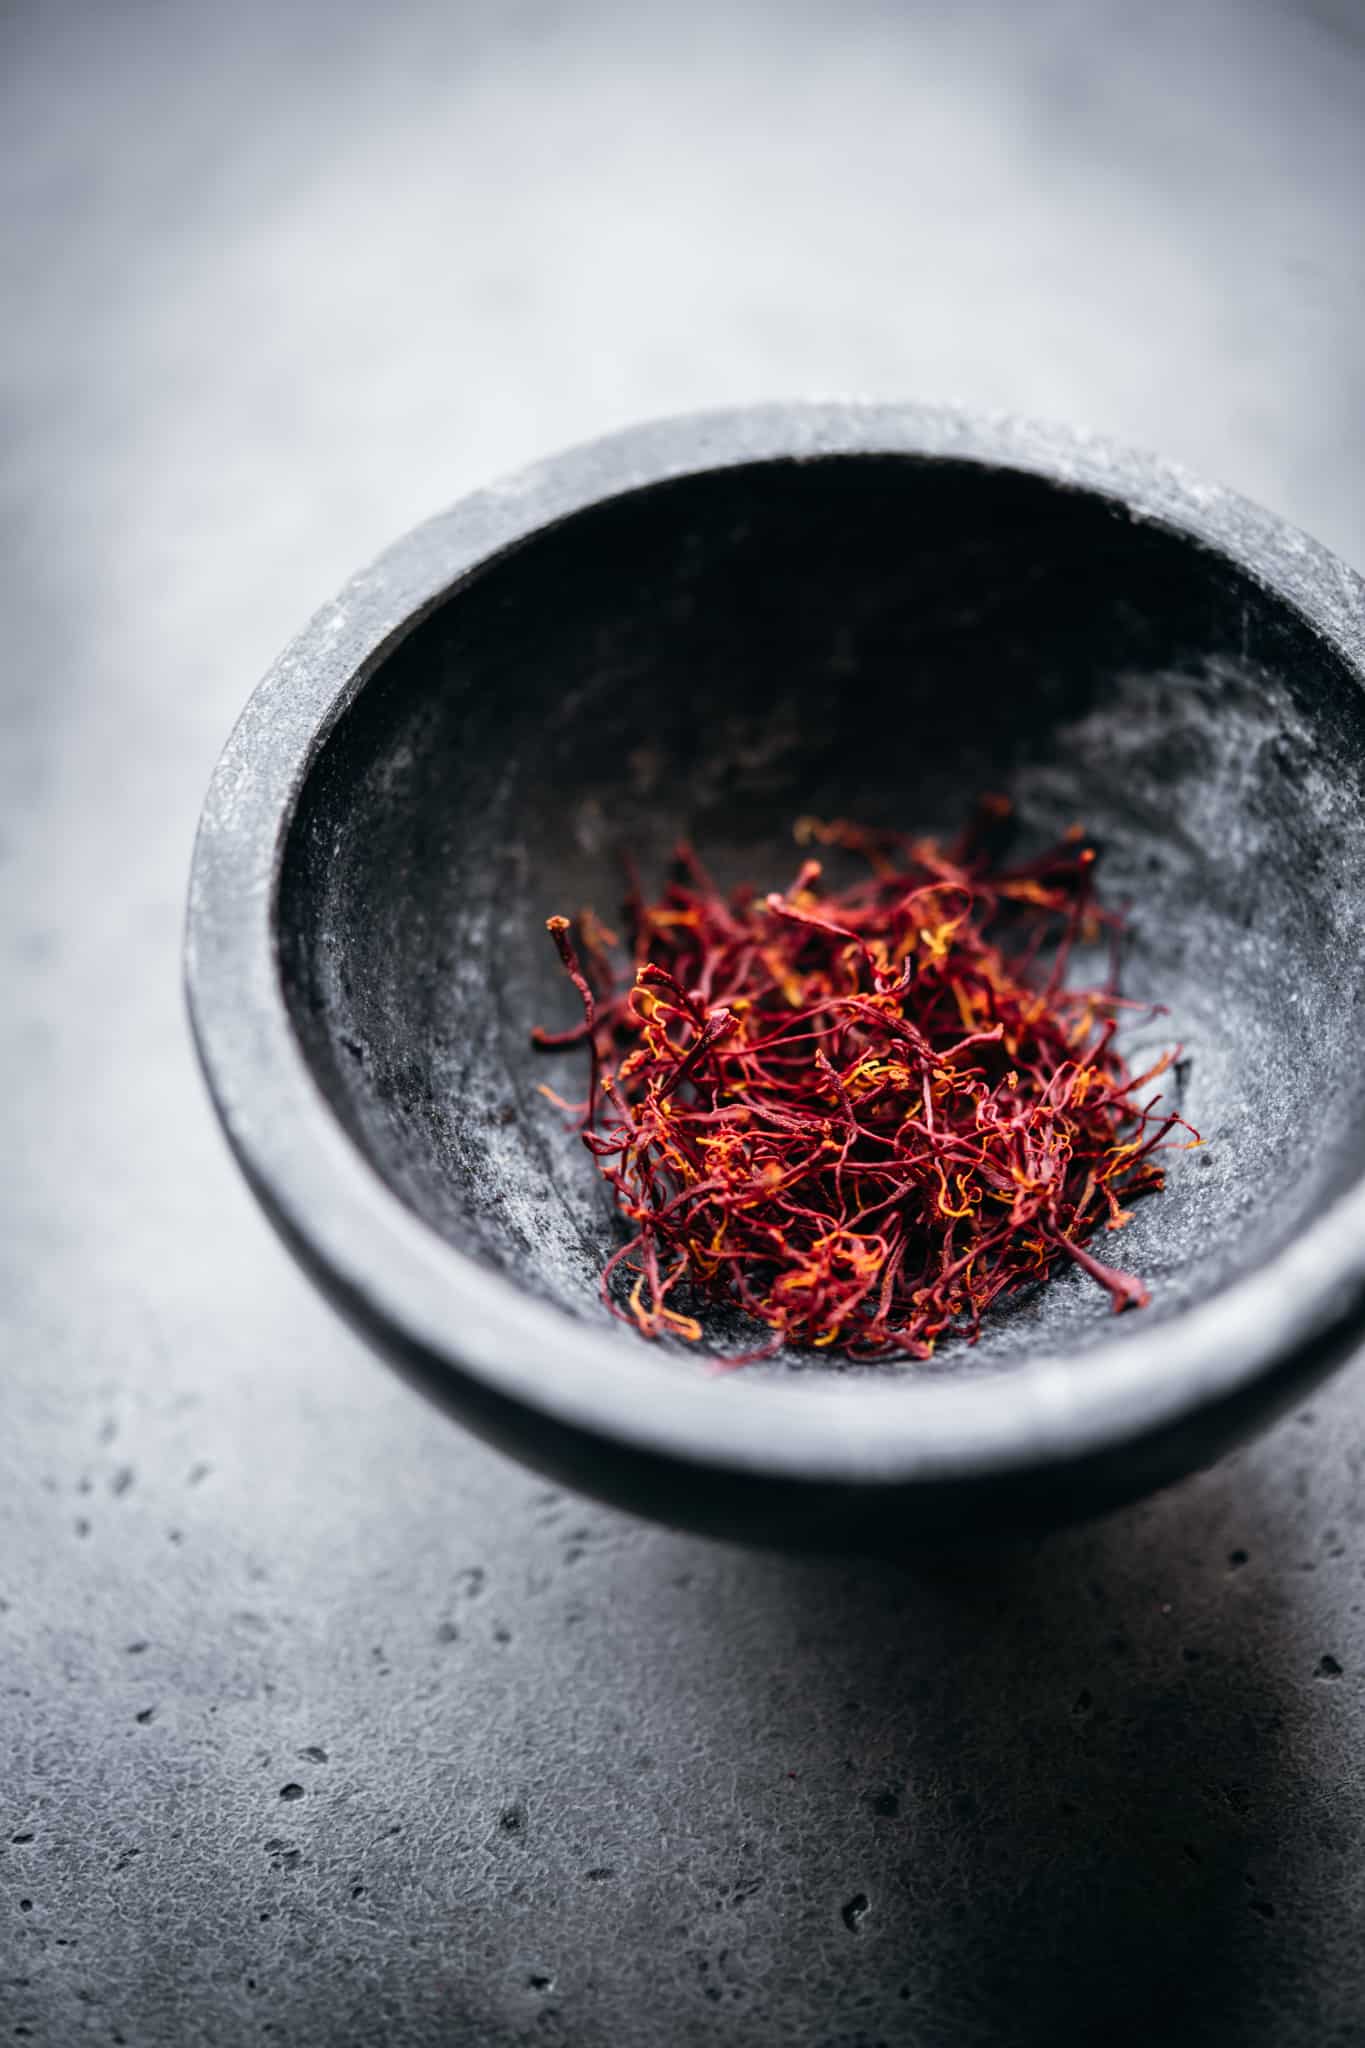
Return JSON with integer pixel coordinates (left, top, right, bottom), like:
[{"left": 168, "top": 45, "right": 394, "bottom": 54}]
[{"left": 4, "top": 0, "right": 1365, "bottom": 2041}]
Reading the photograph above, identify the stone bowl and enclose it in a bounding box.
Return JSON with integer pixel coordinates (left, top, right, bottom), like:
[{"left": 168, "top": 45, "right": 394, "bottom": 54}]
[{"left": 185, "top": 404, "right": 1365, "bottom": 1548}]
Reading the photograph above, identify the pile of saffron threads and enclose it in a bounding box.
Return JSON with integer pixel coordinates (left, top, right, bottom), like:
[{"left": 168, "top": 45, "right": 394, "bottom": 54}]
[{"left": 532, "top": 805, "right": 1199, "bottom": 1365}]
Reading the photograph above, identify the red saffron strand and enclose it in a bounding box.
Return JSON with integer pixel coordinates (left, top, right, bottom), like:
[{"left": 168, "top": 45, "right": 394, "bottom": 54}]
[{"left": 533, "top": 805, "right": 1199, "bottom": 1364}]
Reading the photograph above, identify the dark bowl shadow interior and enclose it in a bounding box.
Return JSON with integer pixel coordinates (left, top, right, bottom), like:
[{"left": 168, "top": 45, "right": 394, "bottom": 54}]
[{"left": 279, "top": 456, "right": 1365, "bottom": 1381}]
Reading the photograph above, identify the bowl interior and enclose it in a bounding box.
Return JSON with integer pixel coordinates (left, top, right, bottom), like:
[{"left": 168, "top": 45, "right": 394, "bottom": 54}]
[{"left": 278, "top": 455, "right": 1365, "bottom": 1379}]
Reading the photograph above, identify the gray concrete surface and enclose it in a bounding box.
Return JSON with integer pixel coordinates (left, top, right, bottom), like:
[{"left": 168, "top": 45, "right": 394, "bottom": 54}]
[{"left": 3, "top": 2, "right": 1365, "bottom": 2041}]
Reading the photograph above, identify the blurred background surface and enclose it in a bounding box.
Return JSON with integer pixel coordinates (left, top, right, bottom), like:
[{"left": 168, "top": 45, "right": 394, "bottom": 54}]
[{"left": 3, "top": 2, "right": 1365, "bottom": 2042}]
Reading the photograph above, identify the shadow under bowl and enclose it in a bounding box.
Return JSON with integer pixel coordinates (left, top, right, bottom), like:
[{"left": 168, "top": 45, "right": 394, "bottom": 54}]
[{"left": 186, "top": 404, "right": 1365, "bottom": 1548}]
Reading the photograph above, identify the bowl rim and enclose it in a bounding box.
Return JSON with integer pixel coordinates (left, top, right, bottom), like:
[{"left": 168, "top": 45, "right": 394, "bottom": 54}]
[{"left": 185, "top": 400, "right": 1365, "bottom": 1487}]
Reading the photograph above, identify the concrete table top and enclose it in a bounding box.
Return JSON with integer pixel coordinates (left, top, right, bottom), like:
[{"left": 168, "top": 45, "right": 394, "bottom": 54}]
[{"left": 3, "top": 3, "right": 1365, "bottom": 2042}]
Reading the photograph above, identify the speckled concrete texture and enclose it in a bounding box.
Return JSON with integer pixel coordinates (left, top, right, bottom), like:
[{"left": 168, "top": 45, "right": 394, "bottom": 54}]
[{"left": 5, "top": 1, "right": 1365, "bottom": 2041}]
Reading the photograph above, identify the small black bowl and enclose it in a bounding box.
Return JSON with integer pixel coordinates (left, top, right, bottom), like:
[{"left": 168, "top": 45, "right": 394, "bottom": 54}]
[{"left": 186, "top": 404, "right": 1365, "bottom": 1548}]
